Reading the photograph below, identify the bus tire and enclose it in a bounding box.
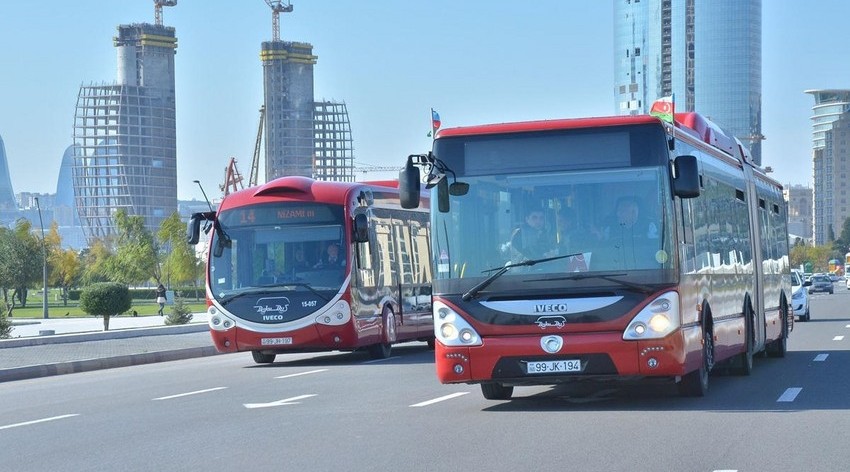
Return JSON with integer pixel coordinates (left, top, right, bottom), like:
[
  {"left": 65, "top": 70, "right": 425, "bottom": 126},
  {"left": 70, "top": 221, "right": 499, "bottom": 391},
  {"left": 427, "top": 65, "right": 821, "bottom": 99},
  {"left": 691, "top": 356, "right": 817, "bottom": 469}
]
[
  {"left": 368, "top": 307, "right": 396, "bottom": 359},
  {"left": 766, "top": 304, "right": 789, "bottom": 358},
  {"left": 481, "top": 382, "right": 513, "bottom": 400},
  {"left": 678, "top": 321, "right": 712, "bottom": 397},
  {"left": 251, "top": 351, "right": 276, "bottom": 364},
  {"left": 732, "top": 305, "right": 755, "bottom": 375}
]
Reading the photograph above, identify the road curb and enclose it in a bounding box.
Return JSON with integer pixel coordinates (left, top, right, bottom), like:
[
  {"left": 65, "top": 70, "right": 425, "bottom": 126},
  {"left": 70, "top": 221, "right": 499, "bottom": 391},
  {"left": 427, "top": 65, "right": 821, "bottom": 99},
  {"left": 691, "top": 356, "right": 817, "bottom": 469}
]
[
  {"left": 0, "top": 323, "right": 210, "bottom": 349},
  {"left": 0, "top": 345, "right": 223, "bottom": 383}
]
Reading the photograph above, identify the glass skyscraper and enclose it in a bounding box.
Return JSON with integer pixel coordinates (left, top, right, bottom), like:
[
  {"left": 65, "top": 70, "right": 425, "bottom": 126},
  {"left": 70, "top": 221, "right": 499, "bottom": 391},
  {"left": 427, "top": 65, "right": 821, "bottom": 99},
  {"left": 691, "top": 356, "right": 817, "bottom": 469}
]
[
  {"left": 614, "top": 0, "right": 762, "bottom": 163},
  {"left": 806, "top": 89, "right": 850, "bottom": 245}
]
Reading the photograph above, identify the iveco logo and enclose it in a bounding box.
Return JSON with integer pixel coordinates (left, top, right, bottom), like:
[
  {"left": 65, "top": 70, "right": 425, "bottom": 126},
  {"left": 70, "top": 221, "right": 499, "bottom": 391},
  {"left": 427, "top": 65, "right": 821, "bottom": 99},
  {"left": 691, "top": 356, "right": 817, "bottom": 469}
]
[
  {"left": 535, "top": 316, "right": 567, "bottom": 329},
  {"left": 535, "top": 303, "right": 568, "bottom": 313}
]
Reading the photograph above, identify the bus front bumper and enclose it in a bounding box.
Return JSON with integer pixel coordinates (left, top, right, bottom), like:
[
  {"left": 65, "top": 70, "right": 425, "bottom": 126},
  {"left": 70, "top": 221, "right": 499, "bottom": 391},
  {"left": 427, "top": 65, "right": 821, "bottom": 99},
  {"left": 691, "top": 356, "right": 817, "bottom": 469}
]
[{"left": 435, "top": 329, "right": 696, "bottom": 385}]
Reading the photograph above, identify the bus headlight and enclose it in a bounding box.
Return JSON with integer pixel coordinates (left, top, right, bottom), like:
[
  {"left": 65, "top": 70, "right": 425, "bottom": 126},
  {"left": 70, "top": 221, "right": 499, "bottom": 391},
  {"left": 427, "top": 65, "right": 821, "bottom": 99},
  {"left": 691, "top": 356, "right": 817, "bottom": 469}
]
[
  {"left": 209, "top": 312, "right": 237, "bottom": 332},
  {"left": 434, "top": 301, "right": 482, "bottom": 347},
  {"left": 623, "top": 291, "right": 680, "bottom": 340}
]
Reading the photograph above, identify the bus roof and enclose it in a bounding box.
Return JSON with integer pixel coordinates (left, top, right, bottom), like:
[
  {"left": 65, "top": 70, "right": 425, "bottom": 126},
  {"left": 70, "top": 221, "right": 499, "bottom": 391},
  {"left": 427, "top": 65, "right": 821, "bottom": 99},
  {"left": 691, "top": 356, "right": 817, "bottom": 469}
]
[
  {"left": 434, "top": 112, "right": 780, "bottom": 188},
  {"left": 435, "top": 115, "right": 662, "bottom": 138},
  {"left": 219, "top": 176, "right": 400, "bottom": 209}
]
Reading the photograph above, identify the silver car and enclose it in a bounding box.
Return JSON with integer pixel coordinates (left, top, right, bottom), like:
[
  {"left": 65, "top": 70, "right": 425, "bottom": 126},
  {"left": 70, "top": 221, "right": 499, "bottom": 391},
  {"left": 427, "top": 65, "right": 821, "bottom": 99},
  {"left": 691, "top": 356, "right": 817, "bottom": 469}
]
[{"left": 808, "top": 274, "right": 834, "bottom": 295}]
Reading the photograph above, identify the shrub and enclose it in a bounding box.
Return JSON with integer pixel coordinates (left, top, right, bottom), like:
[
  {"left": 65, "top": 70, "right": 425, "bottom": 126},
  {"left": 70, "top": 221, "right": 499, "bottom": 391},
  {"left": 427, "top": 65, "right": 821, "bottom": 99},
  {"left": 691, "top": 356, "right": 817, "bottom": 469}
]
[
  {"left": 165, "top": 291, "right": 194, "bottom": 325},
  {"left": 79, "top": 283, "right": 132, "bottom": 331},
  {"left": 0, "top": 299, "right": 11, "bottom": 339}
]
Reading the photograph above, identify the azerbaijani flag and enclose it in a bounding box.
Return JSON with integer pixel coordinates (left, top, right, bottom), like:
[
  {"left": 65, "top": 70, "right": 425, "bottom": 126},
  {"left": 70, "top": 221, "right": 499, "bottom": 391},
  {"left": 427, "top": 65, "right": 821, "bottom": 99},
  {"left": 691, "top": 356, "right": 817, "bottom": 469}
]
[
  {"left": 649, "top": 95, "right": 675, "bottom": 123},
  {"left": 431, "top": 108, "right": 441, "bottom": 135}
]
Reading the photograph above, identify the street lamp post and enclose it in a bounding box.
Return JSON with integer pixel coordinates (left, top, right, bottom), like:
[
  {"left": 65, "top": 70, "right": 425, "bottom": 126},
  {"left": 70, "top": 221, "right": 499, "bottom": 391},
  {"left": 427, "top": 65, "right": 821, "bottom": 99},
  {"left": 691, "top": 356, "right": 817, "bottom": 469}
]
[
  {"left": 34, "top": 197, "right": 48, "bottom": 319},
  {"left": 193, "top": 180, "right": 214, "bottom": 212}
]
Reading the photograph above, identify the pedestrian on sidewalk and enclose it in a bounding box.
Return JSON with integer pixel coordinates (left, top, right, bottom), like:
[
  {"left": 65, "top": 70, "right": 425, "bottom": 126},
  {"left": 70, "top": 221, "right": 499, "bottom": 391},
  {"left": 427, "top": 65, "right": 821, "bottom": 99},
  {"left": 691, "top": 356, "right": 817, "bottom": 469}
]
[{"left": 156, "top": 284, "right": 167, "bottom": 316}]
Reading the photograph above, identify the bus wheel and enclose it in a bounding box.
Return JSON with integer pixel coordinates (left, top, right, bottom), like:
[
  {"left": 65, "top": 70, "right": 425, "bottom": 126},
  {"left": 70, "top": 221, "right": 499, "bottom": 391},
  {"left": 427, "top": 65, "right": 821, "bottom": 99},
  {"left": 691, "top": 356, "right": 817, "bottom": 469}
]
[
  {"left": 732, "top": 309, "right": 754, "bottom": 375},
  {"left": 252, "top": 351, "right": 276, "bottom": 364},
  {"left": 481, "top": 382, "right": 513, "bottom": 400},
  {"left": 368, "top": 307, "right": 396, "bottom": 359},
  {"left": 678, "top": 325, "right": 712, "bottom": 397},
  {"left": 766, "top": 306, "right": 788, "bottom": 358}
]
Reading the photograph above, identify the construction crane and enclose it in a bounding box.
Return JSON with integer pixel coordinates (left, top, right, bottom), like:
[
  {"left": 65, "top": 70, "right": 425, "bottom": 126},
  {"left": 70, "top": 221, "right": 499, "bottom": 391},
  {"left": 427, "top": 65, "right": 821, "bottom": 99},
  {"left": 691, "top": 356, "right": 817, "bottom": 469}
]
[
  {"left": 153, "top": 0, "right": 177, "bottom": 26},
  {"left": 249, "top": 105, "right": 265, "bottom": 187},
  {"left": 354, "top": 163, "right": 403, "bottom": 176},
  {"left": 264, "top": 0, "right": 294, "bottom": 42},
  {"left": 221, "top": 157, "right": 245, "bottom": 196}
]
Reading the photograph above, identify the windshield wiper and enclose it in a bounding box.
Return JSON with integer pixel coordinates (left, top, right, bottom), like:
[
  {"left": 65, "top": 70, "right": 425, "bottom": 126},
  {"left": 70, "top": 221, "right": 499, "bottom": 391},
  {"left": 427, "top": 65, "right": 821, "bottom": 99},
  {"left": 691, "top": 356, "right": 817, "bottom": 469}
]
[
  {"left": 462, "top": 252, "right": 584, "bottom": 301},
  {"left": 526, "top": 272, "right": 653, "bottom": 294}
]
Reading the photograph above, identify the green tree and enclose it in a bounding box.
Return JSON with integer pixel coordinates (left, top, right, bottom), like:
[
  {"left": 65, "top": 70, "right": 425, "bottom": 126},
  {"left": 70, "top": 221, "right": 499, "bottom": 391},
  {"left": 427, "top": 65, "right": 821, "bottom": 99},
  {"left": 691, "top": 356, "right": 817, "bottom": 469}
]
[
  {"left": 79, "top": 282, "right": 132, "bottom": 331},
  {"left": 0, "top": 220, "right": 42, "bottom": 311},
  {"left": 157, "top": 212, "right": 201, "bottom": 292},
  {"left": 111, "top": 209, "right": 160, "bottom": 285},
  {"left": 46, "top": 222, "right": 82, "bottom": 306},
  {"left": 80, "top": 238, "right": 115, "bottom": 285}
]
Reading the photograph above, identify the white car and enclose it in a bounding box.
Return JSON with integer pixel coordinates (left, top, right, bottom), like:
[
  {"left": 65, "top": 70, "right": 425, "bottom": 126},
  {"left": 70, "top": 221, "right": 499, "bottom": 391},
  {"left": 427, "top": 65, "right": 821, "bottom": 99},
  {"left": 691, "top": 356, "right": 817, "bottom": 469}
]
[{"left": 791, "top": 270, "right": 810, "bottom": 321}]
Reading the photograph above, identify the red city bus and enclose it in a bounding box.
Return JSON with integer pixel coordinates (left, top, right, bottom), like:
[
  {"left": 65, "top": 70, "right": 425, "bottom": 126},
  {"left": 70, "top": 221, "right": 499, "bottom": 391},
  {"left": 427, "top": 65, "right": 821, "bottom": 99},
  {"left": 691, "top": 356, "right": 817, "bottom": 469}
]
[
  {"left": 187, "top": 176, "right": 432, "bottom": 363},
  {"left": 400, "top": 112, "right": 792, "bottom": 399}
]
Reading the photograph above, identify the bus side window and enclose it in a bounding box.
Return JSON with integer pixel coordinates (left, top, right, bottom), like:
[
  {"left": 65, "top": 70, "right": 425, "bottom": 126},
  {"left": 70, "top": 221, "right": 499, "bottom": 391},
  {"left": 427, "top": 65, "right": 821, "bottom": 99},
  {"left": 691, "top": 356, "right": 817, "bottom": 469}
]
[{"left": 356, "top": 231, "right": 376, "bottom": 288}]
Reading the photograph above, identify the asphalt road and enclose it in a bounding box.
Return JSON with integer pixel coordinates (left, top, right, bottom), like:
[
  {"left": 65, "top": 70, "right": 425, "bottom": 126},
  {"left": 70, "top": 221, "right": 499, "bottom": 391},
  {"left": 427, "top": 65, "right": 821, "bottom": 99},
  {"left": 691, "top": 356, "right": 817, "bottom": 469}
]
[{"left": 1, "top": 287, "right": 848, "bottom": 472}]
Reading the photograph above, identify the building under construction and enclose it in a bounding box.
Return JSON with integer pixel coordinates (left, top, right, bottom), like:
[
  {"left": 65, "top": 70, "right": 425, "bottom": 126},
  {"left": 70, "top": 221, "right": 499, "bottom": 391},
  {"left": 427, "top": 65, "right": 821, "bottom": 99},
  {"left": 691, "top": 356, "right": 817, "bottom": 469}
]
[
  {"left": 72, "top": 20, "right": 178, "bottom": 240},
  {"left": 260, "top": 1, "right": 354, "bottom": 184}
]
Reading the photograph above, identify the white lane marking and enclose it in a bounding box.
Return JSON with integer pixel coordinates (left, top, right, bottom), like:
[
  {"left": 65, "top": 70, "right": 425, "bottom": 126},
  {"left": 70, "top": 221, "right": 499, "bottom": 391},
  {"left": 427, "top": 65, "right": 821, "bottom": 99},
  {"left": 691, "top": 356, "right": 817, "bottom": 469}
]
[
  {"left": 153, "top": 387, "right": 228, "bottom": 401},
  {"left": 833, "top": 336, "right": 845, "bottom": 341},
  {"left": 410, "top": 392, "right": 470, "bottom": 407},
  {"left": 777, "top": 387, "right": 802, "bottom": 402},
  {"left": 275, "top": 369, "right": 329, "bottom": 379},
  {"left": 362, "top": 356, "right": 400, "bottom": 364},
  {"left": 0, "top": 414, "right": 80, "bottom": 431},
  {"left": 244, "top": 394, "right": 316, "bottom": 409},
  {"left": 713, "top": 470, "right": 738, "bottom": 472},
  {"left": 846, "top": 324, "right": 850, "bottom": 328},
  {"left": 814, "top": 353, "right": 829, "bottom": 362}
]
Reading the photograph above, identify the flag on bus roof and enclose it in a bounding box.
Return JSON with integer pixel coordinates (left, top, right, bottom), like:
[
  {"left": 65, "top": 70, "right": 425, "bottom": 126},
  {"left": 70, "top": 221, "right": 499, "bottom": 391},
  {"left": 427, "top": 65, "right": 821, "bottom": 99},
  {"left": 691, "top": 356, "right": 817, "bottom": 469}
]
[
  {"left": 650, "top": 95, "right": 675, "bottom": 123},
  {"left": 431, "top": 108, "right": 441, "bottom": 137}
]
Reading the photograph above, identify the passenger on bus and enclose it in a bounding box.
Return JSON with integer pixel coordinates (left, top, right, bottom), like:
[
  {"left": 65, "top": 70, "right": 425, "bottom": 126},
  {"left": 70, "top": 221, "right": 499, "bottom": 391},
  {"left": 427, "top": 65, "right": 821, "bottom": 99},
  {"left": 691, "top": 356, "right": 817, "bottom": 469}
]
[
  {"left": 510, "top": 208, "right": 556, "bottom": 261},
  {"left": 595, "top": 196, "right": 658, "bottom": 241},
  {"left": 315, "top": 242, "right": 345, "bottom": 268},
  {"left": 291, "top": 246, "right": 312, "bottom": 270}
]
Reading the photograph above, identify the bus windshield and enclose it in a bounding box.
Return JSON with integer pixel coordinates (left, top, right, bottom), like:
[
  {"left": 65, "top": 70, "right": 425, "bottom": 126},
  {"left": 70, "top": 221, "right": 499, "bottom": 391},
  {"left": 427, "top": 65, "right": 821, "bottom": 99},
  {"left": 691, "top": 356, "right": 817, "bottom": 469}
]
[
  {"left": 209, "top": 202, "right": 347, "bottom": 301},
  {"left": 432, "top": 166, "right": 676, "bottom": 295}
]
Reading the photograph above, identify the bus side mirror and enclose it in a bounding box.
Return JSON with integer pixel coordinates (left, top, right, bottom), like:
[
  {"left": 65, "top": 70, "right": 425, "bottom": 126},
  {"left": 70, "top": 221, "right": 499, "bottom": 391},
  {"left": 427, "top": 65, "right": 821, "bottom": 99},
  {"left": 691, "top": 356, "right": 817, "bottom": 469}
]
[
  {"left": 673, "top": 155, "right": 700, "bottom": 198},
  {"left": 437, "top": 177, "right": 450, "bottom": 213},
  {"left": 187, "top": 211, "right": 215, "bottom": 245},
  {"left": 399, "top": 160, "right": 421, "bottom": 209},
  {"left": 187, "top": 214, "right": 202, "bottom": 245},
  {"left": 353, "top": 213, "right": 369, "bottom": 243}
]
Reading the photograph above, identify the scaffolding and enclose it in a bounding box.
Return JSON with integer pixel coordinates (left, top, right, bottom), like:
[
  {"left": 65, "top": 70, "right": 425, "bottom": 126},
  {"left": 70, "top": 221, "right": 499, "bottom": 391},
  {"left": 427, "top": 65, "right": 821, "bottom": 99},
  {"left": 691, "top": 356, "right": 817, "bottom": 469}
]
[{"left": 313, "top": 100, "right": 354, "bottom": 182}]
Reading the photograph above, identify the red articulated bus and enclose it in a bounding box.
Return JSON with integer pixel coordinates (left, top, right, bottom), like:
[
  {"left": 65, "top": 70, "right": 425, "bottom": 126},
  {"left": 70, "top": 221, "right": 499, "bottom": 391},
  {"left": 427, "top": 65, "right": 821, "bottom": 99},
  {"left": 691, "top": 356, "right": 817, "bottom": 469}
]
[
  {"left": 400, "top": 112, "right": 791, "bottom": 399},
  {"left": 187, "top": 176, "right": 432, "bottom": 363}
]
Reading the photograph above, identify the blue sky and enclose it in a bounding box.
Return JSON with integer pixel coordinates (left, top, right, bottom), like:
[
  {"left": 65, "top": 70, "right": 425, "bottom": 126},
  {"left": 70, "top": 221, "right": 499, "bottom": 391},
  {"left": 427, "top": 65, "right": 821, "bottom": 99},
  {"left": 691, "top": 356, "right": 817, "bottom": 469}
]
[{"left": 1, "top": 1, "right": 848, "bottom": 201}]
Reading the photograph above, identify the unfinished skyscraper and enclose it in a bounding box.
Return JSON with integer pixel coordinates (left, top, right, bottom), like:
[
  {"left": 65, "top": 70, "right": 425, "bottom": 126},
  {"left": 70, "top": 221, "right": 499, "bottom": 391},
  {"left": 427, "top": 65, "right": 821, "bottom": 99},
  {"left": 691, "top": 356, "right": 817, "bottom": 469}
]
[
  {"left": 72, "top": 20, "right": 178, "bottom": 240},
  {"left": 259, "top": 2, "right": 354, "bottom": 184},
  {"left": 261, "top": 40, "right": 317, "bottom": 181}
]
